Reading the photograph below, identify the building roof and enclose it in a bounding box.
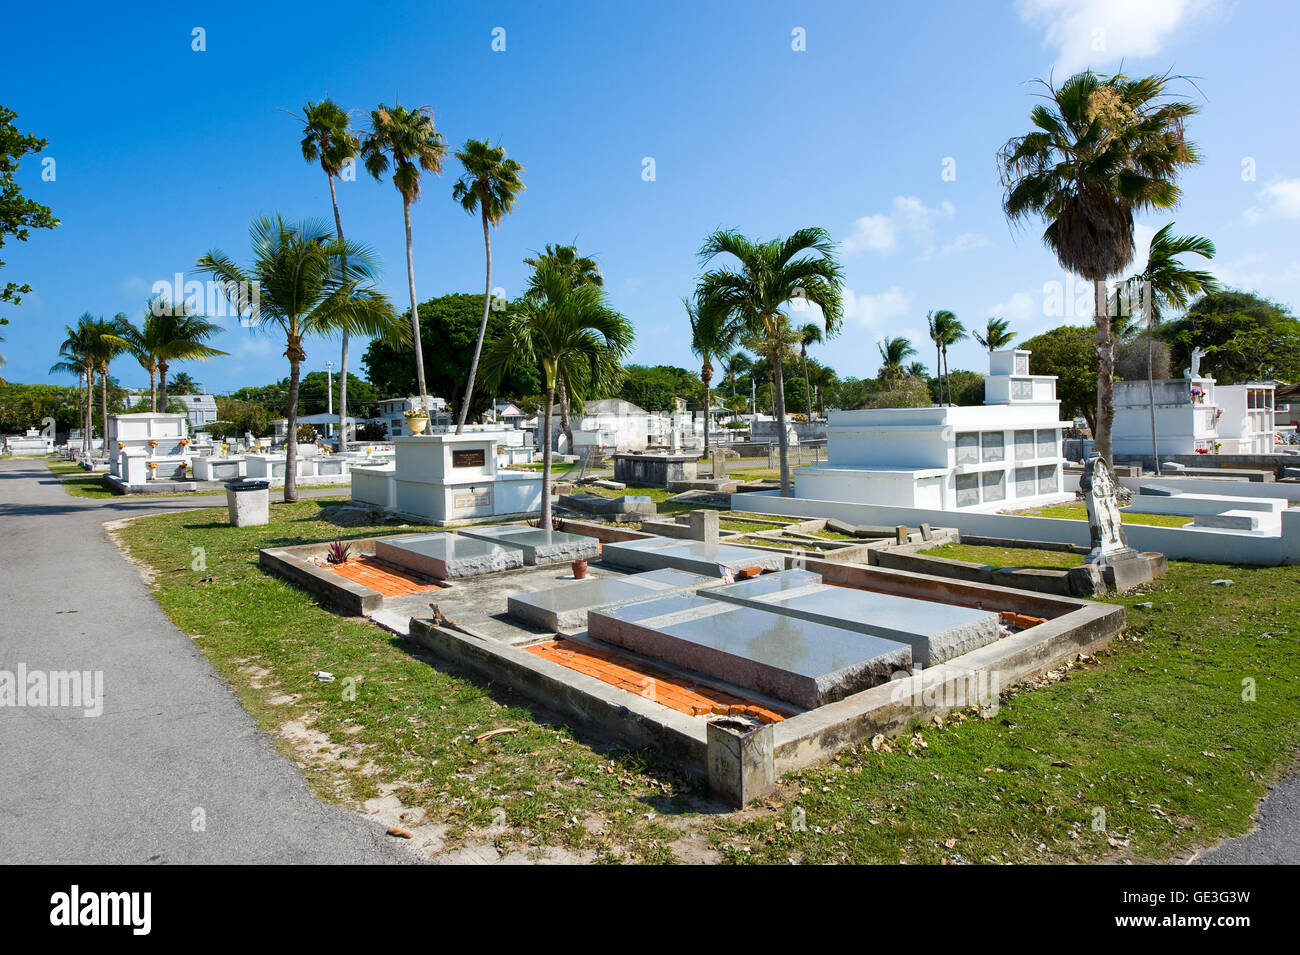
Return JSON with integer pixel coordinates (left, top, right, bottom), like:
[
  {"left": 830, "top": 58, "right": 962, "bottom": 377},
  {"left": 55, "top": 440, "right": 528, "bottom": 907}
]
[{"left": 583, "top": 398, "right": 649, "bottom": 417}]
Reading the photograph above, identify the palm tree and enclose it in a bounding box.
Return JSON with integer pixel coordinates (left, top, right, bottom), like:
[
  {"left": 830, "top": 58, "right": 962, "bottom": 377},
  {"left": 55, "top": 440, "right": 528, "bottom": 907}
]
[
  {"left": 877, "top": 336, "right": 917, "bottom": 384},
  {"left": 998, "top": 70, "right": 1200, "bottom": 463},
  {"left": 721, "top": 350, "right": 751, "bottom": 399},
  {"left": 523, "top": 244, "right": 602, "bottom": 455},
  {"left": 361, "top": 103, "right": 446, "bottom": 412},
  {"left": 907, "top": 361, "right": 928, "bottom": 379},
  {"left": 50, "top": 316, "right": 99, "bottom": 453},
  {"left": 195, "top": 215, "right": 400, "bottom": 502},
  {"left": 452, "top": 139, "right": 525, "bottom": 433},
  {"left": 696, "top": 228, "right": 843, "bottom": 496},
  {"left": 110, "top": 298, "right": 226, "bottom": 413},
  {"left": 807, "top": 359, "right": 836, "bottom": 416},
  {"left": 973, "top": 316, "right": 1016, "bottom": 353},
  {"left": 479, "top": 262, "right": 633, "bottom": 529},
  {"left": 300, "top": 98, "right": 360, "bottom": 450},
  {"left": 687, "top": 293, "right": 742, "bottom": 455},
  {"left": 167, "top": 371, "right": 199, "bottom": 394},
  {"left": 88, "top": 315, "right": 125, "bottom": 444},
  {"left": 1115, "top": 223, "right": 1217, "bottom": 475},
  {"left": 939, "top": 312, "right": 965, "bottom": 405},
  {"left": 796, "top": 322, "right": 823, "bottom": 417},
  {"left": 926, "top": 311, "right": 945, "bottom": 405}
]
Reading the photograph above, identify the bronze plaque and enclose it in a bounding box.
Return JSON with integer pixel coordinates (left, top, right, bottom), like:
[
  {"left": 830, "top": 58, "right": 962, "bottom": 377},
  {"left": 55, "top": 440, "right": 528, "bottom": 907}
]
[{"left": 451, "top": 448, "right": 486, "bottom": 468}]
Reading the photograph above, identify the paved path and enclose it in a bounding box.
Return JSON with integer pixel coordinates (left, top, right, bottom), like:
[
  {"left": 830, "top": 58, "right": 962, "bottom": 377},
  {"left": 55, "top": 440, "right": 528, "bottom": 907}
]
[
  {"left": 1194, "top": 761, "right": 1300, "bottom": 864},
  {"left": 0, "top": 460, "right": 408, "bottom": 863}
]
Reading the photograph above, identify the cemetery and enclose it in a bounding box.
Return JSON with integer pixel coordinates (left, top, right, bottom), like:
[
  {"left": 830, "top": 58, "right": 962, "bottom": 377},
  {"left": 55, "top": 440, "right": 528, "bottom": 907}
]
[{"left": 257, "top": 497, "right": 1126, "bottom": 806}]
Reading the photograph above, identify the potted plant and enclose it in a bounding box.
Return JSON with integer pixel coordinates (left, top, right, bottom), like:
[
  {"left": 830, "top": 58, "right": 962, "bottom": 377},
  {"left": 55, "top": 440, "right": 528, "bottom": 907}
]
[{"left": 404, "top": 405, "right": 430, "bottom": 435}]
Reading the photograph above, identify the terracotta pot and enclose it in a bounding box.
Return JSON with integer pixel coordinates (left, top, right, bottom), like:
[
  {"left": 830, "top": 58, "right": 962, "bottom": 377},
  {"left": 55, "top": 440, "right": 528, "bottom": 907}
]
[{"left": 572, "top": 558, "right": 588, "bottom": 580}]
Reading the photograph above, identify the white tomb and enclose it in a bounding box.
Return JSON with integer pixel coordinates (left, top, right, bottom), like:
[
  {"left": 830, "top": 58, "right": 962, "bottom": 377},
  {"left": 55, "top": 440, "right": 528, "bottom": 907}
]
[
  {"left": 1113, "top": 377, "right": 1276, "bottom": 456},
  {"left": 384, "top": 432, "right": 544, "bottom": 524},
  {"left": 792, "top": 349, "right": 1072, "bottom": 512},
  {"left": 107, "top": 413, "right": 190, "bottom": 477}
]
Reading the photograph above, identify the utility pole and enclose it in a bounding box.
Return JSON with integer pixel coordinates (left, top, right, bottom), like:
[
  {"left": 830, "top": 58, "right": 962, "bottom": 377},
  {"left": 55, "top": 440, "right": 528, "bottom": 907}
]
[{"left": 326, "top": 360, "right": 334, "bottom": 417}]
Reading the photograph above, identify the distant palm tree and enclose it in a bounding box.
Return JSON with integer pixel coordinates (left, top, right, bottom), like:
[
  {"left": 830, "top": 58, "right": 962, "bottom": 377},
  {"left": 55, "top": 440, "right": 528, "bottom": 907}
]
[
  {"left": 523, "top": 244, "right": 602, "bottom": 453},
  {"left": 479, "top": 262, "right": 634, "bottom": 528},
  {"left": 195, "top": 215, "right": 400, "bottom": 502},
  {"left": 721, "top": 350, "right": 751, "bottom": 400},
  {"left": 50, "top": 316, "right": 100, "bottom": 453},
  {"left": 110, "top": 298, "right": 226, "bottom": 413},
  {"left": 452, "top": 138, "right": 525, "bottom": 432},
  {"left": 299, "top": 97, "right": 360, "bottom": 450},
  {"left": 796, "top": 322, "right": 823, "bottom": 417},
  {"left": 688, "top": 293, "right": 742, "bottom": 455},
  {"left": 361, "top": 103, "right": 446, "bottom": 411},
  {"left": 939, "top": 312, "right": 965, "bottom": 405},
  {"left": 807, "top": 359, "right": 836, "bottom": 416},
  {"left": 696, "top": 228, "right": 844, "bottom": 496},
  {"left": 999, "top": 70, "right": 1201, "bottom": 463},
  {"left": 89, "top": 315, "right": 126, "bottom": 443},
  {"left": 1115, "top": 223, "right": 1217, "bottom": 474},
  {"left": 167, "top": 371, "right": 199, "bottom": 394},
  {"left": 972, "top": 316, "right": 1016, "bottom": 353},
  {"left": 877, "top": 336, "right": 917, "bottom": 383},
  {"left": 907, "top": 361, "right": 928, "bottom": 379}
]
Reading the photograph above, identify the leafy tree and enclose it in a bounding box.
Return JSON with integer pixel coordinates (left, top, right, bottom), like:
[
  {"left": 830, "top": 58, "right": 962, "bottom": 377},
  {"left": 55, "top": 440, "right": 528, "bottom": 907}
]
[
  {"left": 933, "top": 369, "right": 985, "bottom": 406},
  {"left": 452, "top": 138, "right": 525, "bottom": 432},
  {"left": 607, "top": 364, "right": 699, "bottom": 412},
  {"left": 1161, "top": 290, "right": 1299, "bottom": 385},
  {"left": 1, "top": 106, "right": 59, "bottom": 316},
  {"left": 697, "top": 227, "right": 844, "bottom": 496},
  {"left": 214, "top": 397, "right": 270, "bottom": 437},
  {"left": 0, "top": 381, "right": 83, "bottom": 433},
  {"left": 796, "top": 322, "right": 823, "bottom": 415},
  {"left": 999, "top": 70, "right": 1200, "bottom": 463},
  {"left": 480, "top": 262, "right": 633, "bottom": 528},
  {"left": 362, "top": 293, "right": 539, "bottom": 415},
  {"left": 1021, "top": 325, "right": 1098, "bottom": 432},
  {"left": 196, "top": 215, "right": 401, "bottom": 501},
  {"left": 865, "top": 376, "right": 930, "bottom": 409},
  {"left": 361, "top": 103, "right": 446, "bottom": 410}
]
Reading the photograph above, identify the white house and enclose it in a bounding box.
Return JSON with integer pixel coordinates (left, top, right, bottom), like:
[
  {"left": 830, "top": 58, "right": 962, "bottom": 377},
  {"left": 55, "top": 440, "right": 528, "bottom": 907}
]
[
  {"left": 370, "top": 396, "right": 450, "bottom": 438},
  {"left": 1113, "top": 376, "right": 1276, "bottom": 455},
  {"left": 790, "top": 349, "right": 1071, "bottom": 512}
]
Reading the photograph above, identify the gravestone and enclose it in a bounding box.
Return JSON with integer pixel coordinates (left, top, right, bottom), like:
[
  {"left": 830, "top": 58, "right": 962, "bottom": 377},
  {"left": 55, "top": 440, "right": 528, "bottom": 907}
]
[
  {"left": 1080, "top": 454, "right": 1156, "bottom": 591},
  {"left": 688, "top": 508, "right": 719, "bottom": 545},
  {"left": 712, "top": 448, "right": 728, "bottom": 480},
  {"left": 457, "top": 524, "right": 600, "bottom": 565},
  {"left": 508, "top": 567, "right": 712, "bottom": 631},
  {"left": 375, "top": 533, "right": 523, "bottom": 578}
]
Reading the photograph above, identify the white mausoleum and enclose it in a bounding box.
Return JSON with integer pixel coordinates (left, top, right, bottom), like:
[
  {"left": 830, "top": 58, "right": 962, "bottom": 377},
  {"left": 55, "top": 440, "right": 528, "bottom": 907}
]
[
  {"left": 792, "top": 349, "right": 1071, "bottom": 512},
  {"left": 1113, "top": 376, "right": 1276, "bottom": 456}
]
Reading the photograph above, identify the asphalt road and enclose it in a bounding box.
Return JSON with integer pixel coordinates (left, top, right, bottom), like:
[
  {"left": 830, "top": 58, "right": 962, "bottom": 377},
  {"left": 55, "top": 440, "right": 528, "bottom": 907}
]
[{"left": 0, "top": 460, "right": 407, "bottom": 863}]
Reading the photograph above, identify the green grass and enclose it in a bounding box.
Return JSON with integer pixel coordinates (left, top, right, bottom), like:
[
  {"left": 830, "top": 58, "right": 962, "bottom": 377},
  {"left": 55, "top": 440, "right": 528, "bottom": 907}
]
[
  {"left": 1009, "top": 502, "right": 1193, "bottom": 528},
  {"left": 45, "top": 461, "right": 118, "bottom": 499},
  {"left": 919, "top": 541, "right": 1086, "bottom": 570},
  {"left": 114, "top": 498, "right": 1300, "bottom": 864}
]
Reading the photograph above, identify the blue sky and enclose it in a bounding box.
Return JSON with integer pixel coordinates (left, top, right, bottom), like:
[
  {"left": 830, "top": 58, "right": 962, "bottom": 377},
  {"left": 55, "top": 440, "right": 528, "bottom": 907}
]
[{"left": 3, "top": 0, "right": 1298, "bottom": 395}]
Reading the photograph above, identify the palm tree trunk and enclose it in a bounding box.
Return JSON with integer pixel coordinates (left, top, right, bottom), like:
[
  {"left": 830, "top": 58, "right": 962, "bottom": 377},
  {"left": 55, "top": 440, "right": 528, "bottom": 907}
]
[
  {"left": 458, "top": 210, "right": 493, "bottom": 434},
  {"left": 1093, "top": 279, "right": 1116, "bottom": 464},
  {"left": 772, "top": 349, "right": 792, "bottom": 497},
  {"left": 1146, "top": 303, "right": 1160, "bottom": 476},
  {"left": 100, "top": 366, "right": 108, "bottom": 453},
  {"left": 540, "top": 382, "right": 554, "bottom": 528},
  {"left": 84, "top": 368, "right": 92, "bottom": 455},
  {"left": 158, "top": 363, "right": 169, "bottom": 412},
  {"left": 801, "top": 351, "right": 812, "bottom": 418},
  {"left": 935, "top": 343, "right": 942, "bottom": 404},
  {"left": 404, "top": 200, "right": 427, "bottom": 407},
  {"left": 285, "top": 356, "right": 301, "bottom": 503},
  {"left": 557, "top": 377, "right": 574, "bottom": 454},
  {"left": 149, "top": 367, "right": 157, "bottom": 413},
  {"left": 942, "top": 346, "right": 951, "bottom": 405},
  {"left": 328, "top": 173, "right": 350, "bottom": 452}
]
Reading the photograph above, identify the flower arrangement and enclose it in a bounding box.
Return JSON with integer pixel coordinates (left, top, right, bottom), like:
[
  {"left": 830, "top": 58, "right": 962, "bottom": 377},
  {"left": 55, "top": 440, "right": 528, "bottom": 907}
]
[
  {"left": 148, "top": 440, "right": 158, "bottom": 448},
  {"left": 117, "top": 442, "right": 123, "bottom": 449},
  {"left": 179, "top": 438, "right": 190, "bottom": 447},
  {"left": 403, "top": 407, "right": 428, "bottom": 419},
  {"left": 1213, "top": 441, "right": 1223, "bottom": 453},
  {"left": 146, "top": 460, "right": 158, "bottom": 469}
]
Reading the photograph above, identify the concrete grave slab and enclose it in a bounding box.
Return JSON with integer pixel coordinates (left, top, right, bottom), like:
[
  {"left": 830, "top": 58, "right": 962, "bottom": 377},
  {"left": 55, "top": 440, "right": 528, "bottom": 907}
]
[
  {"left": 587, "top": 592, "right": 912, "bottom": 709},
  {"left": 375, "top": 533, "right": 523, "bottom": 579},
  {"left": 457, "top": 524, "right": 600, "bottom": 565},
  {"left": 507, "top": 568, "right": 713, "bottom": 632},
  {"left": 600, "top": 537, "right": 786, "bottom": 577},
  {"left": 698, "top": 569, "right": 1001, "bottom": 666}
]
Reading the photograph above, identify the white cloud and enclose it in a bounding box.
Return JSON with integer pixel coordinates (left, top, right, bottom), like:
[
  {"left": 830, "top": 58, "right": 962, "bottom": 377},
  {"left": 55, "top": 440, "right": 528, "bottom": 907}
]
[
  {"left": 1244, "top": 178, "right": 1300, "bottom": 224},
  {"left": 939, "top": 232, "right": 992, "bottom": 256},
  {"left": 986, "top": 290, "right": 1039, "bottom": 324},
  {"left": 842, "top": 286, "right": 911, "bottom": 328},
  {"left": 841, "top": 196, "right": 955, "bottom": 256},
  {"left": 1017, "top": 0, "right": 1219, "bottom": 74}
]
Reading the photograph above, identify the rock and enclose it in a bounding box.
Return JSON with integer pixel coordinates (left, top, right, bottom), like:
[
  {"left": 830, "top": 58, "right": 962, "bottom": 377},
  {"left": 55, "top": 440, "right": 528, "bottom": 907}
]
[
  {"left": 1210, "top": 578, "right": 1233, "bottom": 586},
  {"left": 1134, "top": 602, "right": 1153, "bottom": 610}
]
